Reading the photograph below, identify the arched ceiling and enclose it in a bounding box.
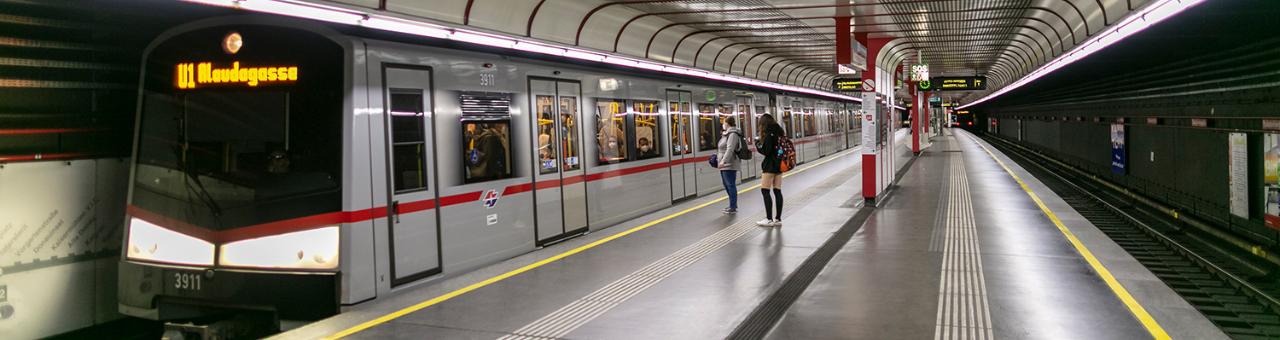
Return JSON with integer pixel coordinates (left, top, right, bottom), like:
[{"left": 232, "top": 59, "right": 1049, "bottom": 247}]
[{"left": 316, "top": 0, "right": 1150, "bottom": 100}]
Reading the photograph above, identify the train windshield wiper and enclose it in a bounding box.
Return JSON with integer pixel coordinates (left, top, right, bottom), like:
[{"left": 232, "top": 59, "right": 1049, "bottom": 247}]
[{"left": 173, "top": 116, "right": 223, "bottom": 223}]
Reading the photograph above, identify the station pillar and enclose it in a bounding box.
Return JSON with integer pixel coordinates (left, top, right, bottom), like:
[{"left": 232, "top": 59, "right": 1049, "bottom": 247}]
[
  {"left": 910, "top": 81, "right": 920, "bottom": 154},
  {"left": 856, "top": 33, "right": 893, "bottom": 205}
]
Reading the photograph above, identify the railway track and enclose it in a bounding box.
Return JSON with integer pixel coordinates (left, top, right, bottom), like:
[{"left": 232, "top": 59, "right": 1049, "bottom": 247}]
[{"left": 982, "top": 134, "right": 1280, "bottom": 339}]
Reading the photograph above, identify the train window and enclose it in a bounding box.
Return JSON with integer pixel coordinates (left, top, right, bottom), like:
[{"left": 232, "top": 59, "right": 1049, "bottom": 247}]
[
  {"left": 560, "top": 96, "right": 581, "bottom": 171},
  {"left": 130, "top": 25, "right": 343, "bottom": 231},
  {"left": 632, "top": 100, "right": 661, "bottom": 160},
  {"left": 391, "top": 90, "right": 429, "bottom": 192},
  {"left": 462, "top": 121, "right": 512, "bottom": 182},
  {"left": 736, "top": 103, "right": 751, "bottom": 145},
  {"left": 596, "top": 99, "right": 627, "bottom": 164},
  {"left": 804, "top": 108, "right": 816, "bottom": 136},
  {"left": 670, "top": 101, "right": 691, "bottom": 155},
  {"left": 781, "top": 108, "right": 794, "bottom": 138},
  {"left": 849, "top": 105, "right": 859, "bottom": 130},
  {"left": 535, "top": 95, "right": 558, "bottom": 174},
  {"left": 460, "top": 92, "right": 513, "bottom": 183},
  {"left": 697, "top": 103, "right": 719, "bottom": 152},
  {"left": 133, "top": 90, "right": 342, "bottom": 228}
]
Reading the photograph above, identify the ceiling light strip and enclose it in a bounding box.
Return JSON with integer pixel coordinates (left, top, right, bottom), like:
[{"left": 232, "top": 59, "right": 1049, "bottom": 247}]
[
  {"left": 180, "top": 0, "right": 859, "bottom": 102},
  {"left": 958, "top": 0, "right": 1205, "bottom": 109}
]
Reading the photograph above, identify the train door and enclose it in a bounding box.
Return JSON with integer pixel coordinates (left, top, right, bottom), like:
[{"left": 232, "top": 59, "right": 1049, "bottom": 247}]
[
  {"left": 529, "top": 78, "right": 588, "bottom": 245},
  {"left": 383, "top": 66, "right": 441, "bottom": 286},
  {"left": 735, "top": 96, "right": 754, "bottom": 180},
  {"left": 667, "top": 90, "right": 695, "bottom": 201}
]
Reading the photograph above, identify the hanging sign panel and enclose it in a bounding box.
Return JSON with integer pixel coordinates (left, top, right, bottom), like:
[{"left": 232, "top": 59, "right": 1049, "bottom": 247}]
[{"left": 1111, "top": 124, "right": 1126, "bottom": 174}]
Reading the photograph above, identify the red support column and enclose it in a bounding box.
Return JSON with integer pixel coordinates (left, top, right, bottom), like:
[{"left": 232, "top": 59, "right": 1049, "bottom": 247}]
[
  {"left": 911, "top": 81, "right": 920, "bottom": 154},
  {"left": 856, "top": 34, "right": 893, "bottom": 203},
  {"left": 835, "top": 17, "right": 852, "bottom": 65}
]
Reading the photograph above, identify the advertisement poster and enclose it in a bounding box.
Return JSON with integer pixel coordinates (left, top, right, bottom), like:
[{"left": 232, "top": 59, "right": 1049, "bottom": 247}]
[
  {"left": 1111, "top": 124, "right": 1126, "bottom": 174},
  {"left": 1229, "top": 133, "right": 1248, "bottom": 218},
  {"left": 1264, "top": 134, "right": 1280, "bottom": 228}
]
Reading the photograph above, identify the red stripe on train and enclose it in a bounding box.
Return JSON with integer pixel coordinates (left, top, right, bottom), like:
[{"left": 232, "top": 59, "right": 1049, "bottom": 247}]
[{"left": 127, "top": 150, "right": 750, "bottom": 241}]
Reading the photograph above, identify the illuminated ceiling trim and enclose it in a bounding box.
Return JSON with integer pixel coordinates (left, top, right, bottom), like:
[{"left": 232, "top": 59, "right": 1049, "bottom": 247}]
[
  {"left": 180, "top": 0, "right": 859, "bottom": 102},
  {"left": 959, "top": 0, "right": 1207, "bottom": 109}
]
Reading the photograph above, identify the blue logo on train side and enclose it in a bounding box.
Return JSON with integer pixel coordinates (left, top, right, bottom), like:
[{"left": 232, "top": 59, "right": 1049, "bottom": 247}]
[{"left": 482, "top": 189, "right": 501, "bottom": 209}]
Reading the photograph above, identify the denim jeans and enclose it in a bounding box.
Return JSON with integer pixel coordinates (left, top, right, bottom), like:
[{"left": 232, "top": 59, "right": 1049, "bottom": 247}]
[{"left": 720, "top": 170, "right": 738, "bottom": 209}]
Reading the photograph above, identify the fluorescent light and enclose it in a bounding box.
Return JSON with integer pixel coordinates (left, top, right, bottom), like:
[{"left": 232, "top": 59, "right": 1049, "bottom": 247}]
[
  {"left": 564, "top": 49, "right": 606, "bottom": 62},
  {"left": 362, "top": 17, "right": 449, "bottom": 39},
  {"left": 451, "top": 31, "right": 514, "bottom": 48},
  {"left": 181, "top": 0, "right": 236, "bottom": 7},
  {"left": 603, "top": 56, "right": 639, "bottom": 67},
  {"left": 513, "top": 41, "right": 566, "bottom": 55},
  {"left": 960, "top": 0, "right": 1204, "bottom": 109},
  {"left": 634, "top": 61, "right": 665, "bottom": 72},
  {"left": 236, "top": 0, "right": 364, "bottom": 25}
]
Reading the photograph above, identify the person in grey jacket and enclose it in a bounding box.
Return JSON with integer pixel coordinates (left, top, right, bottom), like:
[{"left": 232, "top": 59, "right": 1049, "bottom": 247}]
[{"left": 717, "top": 116, "right": 742, "bottom": 214}]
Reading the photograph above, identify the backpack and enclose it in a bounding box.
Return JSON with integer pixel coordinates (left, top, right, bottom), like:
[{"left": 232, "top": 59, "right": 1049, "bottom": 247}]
[
  {"left": 731, "top": 131, "right": 753, "bottom": 160},
  {"left": 776, "top": 134, "right": 797, "bottom": 172}
]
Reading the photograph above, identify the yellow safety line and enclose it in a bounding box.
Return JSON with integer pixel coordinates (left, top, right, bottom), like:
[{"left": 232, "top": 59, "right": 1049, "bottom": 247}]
[
  {"left": 970, "top": 137, "right": 1170, "bottom": 340},
  {"left": 325, "top": 148, "right": 858, "bottom": 339}
]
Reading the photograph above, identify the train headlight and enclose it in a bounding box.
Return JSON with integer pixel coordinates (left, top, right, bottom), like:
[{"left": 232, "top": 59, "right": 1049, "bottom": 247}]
[
  {"left": 126, "top": 217, "right": 215, "bottom": 266},
  {"left": 218, "top": 227, "right": 339, "bottom": 270}
]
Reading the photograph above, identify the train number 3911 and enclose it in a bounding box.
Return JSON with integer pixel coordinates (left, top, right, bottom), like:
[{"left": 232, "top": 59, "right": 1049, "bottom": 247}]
[{"left": 174, "top": 272, "right": 202, "bottom": 291}]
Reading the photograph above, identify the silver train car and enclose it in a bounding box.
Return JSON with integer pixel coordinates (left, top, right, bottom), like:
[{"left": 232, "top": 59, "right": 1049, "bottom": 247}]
[{"left": 118, "top": 16, "right": 861, "bottom": 321}]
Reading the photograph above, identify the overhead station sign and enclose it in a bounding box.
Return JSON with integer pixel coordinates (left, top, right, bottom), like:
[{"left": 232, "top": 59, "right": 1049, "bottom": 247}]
[
  {"left": 917, "top": 76, "right": 987, "bottom": 91},
  {"left": 833, "top": 78, "right": 862, "bottom": 93}
]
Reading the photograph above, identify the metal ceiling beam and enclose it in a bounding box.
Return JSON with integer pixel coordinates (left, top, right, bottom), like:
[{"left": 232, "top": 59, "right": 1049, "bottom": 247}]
[
  {"left": 606, "top": 0, "right": 952, "bottom": 52},
  {"left": 645, "top": 6, "right": 1026, "bottom": 58}
]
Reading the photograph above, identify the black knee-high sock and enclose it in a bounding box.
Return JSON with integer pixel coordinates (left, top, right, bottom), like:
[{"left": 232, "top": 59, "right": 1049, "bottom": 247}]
[
  {"left": 761, "top": 189, "right": 773, "bottom": 219},
  {"left": 772, "top": 188, "right": 784, "bottom": 219}
]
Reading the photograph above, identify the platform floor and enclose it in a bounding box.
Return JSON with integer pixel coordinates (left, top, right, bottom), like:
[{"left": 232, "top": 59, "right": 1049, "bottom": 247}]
[
  {"left": 764, "top": 131, "right": 1224, "bottom": 339},
  {"left": 276, "top": 129, "right": 1223, "bottom": 340}
]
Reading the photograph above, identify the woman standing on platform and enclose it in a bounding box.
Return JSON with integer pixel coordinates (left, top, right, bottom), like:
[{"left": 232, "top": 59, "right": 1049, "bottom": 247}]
[
  {"left": 717, "top": 116, "right": 742, "bottom": 214},
  {"left": 756, "top": 114, "right": 784, "bottom": 227}
]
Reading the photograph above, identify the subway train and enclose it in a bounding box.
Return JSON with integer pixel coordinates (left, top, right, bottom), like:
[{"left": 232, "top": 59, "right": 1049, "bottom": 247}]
[{"left": 118, "top": 16, "right": 862, "bottom": 322}]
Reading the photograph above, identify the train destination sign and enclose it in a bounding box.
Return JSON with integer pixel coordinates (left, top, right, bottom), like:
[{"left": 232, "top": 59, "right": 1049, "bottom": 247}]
[
  {"left": 917, "top": 76, "right": 987, "bottom": 91},
  {"left": 176, "top": 61, "right": 299, "bottom": 89},
  {"left": 833, "top": 78, "right": 862, "bottom": 92}
]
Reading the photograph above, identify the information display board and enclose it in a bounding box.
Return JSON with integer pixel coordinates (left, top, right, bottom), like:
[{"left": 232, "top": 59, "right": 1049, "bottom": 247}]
[
  {"left": 917, "top": 76, "right": 987, "bottom": 91},
  {"left": 833, "top": 78, "right": 862, "bottom": 93}
]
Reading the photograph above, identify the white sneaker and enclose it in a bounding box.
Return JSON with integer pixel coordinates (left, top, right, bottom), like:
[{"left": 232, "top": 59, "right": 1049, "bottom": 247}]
[
  {"left": 756, "top": 218, "right": 774, "bottom": 226},
  {"left": 771, "top": 219, "right": 783, "bottom": 226}
]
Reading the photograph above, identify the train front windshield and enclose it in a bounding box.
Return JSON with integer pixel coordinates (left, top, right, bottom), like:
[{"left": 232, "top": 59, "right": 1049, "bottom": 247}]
[
  {"left": 129, "top": 26, "right": 343, "bottom": 231},
  {"left": 133, "top": 90, "right": 340, "bottom": 230}
]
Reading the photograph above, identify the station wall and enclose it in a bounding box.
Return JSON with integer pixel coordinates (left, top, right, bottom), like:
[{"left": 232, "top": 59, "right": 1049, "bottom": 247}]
[
  {"left": 0, "top": 2, "right": 222, "bottom": 338},
  {"left": 984, "top": 91, "right": 1280, "bottom": 247}
]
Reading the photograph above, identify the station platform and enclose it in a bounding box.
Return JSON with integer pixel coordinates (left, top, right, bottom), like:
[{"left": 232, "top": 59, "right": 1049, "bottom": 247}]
[{"left": 274, "top": 129, "right": 1223, "bottom": 340}]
